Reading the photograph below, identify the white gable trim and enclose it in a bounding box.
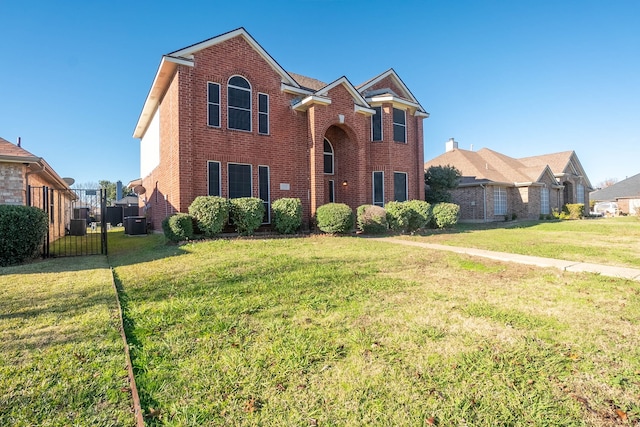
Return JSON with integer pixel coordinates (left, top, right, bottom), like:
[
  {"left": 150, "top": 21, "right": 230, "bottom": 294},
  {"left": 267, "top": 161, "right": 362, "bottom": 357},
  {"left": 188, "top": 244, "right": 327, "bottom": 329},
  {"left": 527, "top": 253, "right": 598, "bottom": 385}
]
[
  {"left": 316, "top": 77, "right": 370, "bottom": 107},
  {"left": 291, "top": 95, "right": 332, "bottom": 112}
]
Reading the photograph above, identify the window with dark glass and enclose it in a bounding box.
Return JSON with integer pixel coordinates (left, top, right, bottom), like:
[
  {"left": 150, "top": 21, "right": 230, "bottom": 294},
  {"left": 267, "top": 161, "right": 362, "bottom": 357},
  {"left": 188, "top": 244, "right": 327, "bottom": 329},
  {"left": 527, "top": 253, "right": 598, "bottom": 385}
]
[
  {"left": 328, "top": 180, "right": 335, "bottom": 203},
  {"left": 394, "top": 172, "right": 407, "bottom": 201},
  {"left": 323, "top": 138, "right": 334, "bottom": 174},
  {"left": 372, "top": 106, "right": 382, "bottom": 141},
  {"left": 207, "top": 82, "right": 220, "bottom": 127},
  {"left": 373, "top": 171, "right": 384, "bottom": 206},
  {"left": 228, "top": 163, "right": 252, "bottom": 199},
  {"left": 258, "top": 93, "right": 269, "bottom": 135},
  {"left": 393, "top": 108, "right": 406, "bottom": 143},
  {"left": 228, "top": 76, "right": 251, "bottom": 131},
  {"left": 208, "top": 161, "right": 221, "bottom": 196},
  {"left": 259, "top": 165, "right": 270, "bottom": 223}
]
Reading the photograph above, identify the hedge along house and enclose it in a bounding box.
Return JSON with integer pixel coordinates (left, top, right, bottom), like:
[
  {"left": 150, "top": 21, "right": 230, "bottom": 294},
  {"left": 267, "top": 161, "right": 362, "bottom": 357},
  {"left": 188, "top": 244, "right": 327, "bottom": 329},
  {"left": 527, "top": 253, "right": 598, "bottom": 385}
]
[
  {"left": 0, "top": 136, "right": 75, "bottom": 241},
  {"left": 424, "top": 139, "right": 593, "bottom": 222},
  {"left": 132, "top": 28, "right": 429, "bottom": 230}
]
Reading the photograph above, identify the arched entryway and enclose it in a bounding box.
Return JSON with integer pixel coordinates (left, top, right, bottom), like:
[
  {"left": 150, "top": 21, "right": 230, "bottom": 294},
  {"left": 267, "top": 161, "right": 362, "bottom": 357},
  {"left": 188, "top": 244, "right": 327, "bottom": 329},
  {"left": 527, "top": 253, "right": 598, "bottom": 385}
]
[{"left": 319, "top": 125, "right": 363, "bottom": 210}]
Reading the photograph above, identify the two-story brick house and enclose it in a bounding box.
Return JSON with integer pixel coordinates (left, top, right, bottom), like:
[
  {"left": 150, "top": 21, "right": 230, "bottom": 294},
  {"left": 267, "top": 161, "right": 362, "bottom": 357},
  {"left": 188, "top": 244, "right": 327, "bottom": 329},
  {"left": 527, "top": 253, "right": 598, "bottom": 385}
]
[{"left": 133, "top": 28, "right": 429, "bottom": 230}]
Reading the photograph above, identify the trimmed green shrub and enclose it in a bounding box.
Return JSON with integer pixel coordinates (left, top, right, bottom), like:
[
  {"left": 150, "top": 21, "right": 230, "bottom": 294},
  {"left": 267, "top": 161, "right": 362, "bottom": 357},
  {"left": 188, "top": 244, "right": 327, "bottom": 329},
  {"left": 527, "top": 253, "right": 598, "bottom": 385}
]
[
  {"left": 431, "top": 202, "right": 460, "bottom": 229},
  {"left": 563, "top": 203, "right": 585, "bottom": 220},
  {"left": 0, "top": 205, "right": 48, "bottom": 266},
  {"left": 162, "top": 213, "right": 194, "bottom": 242},
  {"left": 188, "top": 196, "right": 229, "bottom": 237},
  {"left": 229, "top": 197, "right": 265, "bottom": 236},
  {"left": 356, "top": 205, "right": 388, "bottom": 234},
  {"left": 315, "top": 203, "right": 354, "bottom": 234},
  {"left": 272, "top": 198, "right": 302, "bottom": 234},
  {"left": 386, "top": 200, "right": 431, "bottom": 233}
]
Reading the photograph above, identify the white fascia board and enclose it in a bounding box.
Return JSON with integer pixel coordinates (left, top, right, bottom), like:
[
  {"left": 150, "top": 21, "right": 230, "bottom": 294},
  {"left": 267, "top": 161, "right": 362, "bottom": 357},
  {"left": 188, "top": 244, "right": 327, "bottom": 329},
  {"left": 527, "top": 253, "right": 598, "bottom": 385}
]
[
  {"left": 281, "top": 83, "right": 313, "bottom": 96},
  {"left": 292, "top": 95, "right": 332, "bottom": 112},
  {"left": 0, "top": 155, "right": 39, "bottom": 163},
  {"left": 367, "top": 95, "right": 428, "bottom": 117},
  {"left": 169, "top": 27, "right": 299, "bottom": 88},
  {"left": 415, "top": 111, "right": 430, "bottom": 118},
  {"left": 515, "top": 181, "right": 538, "bottom": 187},
  {"left": 165, "top": 56, "right": 194, "bottom": 67},
  {"left": 133, "top": 57, "right": 179, "bottom": 138},
  {"left": 316, "top": 77, "right": 370, "bottom": 107},
  {"left": 354, "top": 104, "right": 376, "bottom": 116}
]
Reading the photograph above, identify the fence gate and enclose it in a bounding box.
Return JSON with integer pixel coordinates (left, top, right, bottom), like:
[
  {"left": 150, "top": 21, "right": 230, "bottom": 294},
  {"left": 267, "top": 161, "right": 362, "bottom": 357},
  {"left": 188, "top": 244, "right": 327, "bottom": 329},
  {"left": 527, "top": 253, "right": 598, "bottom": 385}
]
[{"left": 27, "top": 186, "right": 107, "bottom": 258}]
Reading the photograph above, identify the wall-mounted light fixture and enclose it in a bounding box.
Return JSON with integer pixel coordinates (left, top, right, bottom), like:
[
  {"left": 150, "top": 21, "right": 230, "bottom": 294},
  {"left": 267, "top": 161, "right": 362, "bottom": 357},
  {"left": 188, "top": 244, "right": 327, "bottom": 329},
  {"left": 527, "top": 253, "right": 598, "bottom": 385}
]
[{"left": 342, "top": 180, "right": 348, "bottom": 187}]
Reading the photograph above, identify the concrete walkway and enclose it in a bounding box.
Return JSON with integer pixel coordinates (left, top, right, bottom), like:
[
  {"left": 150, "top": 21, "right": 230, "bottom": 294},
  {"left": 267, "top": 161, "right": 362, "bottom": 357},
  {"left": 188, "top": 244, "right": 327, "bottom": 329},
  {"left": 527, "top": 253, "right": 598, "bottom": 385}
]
[{"left": 370, "top": 237, "right": 640, "bottom": 282}]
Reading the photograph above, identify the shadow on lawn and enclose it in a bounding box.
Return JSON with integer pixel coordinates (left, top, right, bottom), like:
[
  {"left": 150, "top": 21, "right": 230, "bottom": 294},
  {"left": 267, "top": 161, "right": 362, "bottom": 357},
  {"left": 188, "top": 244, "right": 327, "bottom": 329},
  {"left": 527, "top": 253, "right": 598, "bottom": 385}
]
[{"left": 414, "top": 219, "right": 554, "bottom": 237}]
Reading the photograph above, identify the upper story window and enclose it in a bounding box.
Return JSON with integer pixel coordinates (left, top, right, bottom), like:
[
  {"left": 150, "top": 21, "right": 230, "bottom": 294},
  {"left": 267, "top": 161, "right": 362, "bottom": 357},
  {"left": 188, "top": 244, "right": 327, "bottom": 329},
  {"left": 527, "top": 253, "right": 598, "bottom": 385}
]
[
  {"left": 258, "top": 93, "right": 269, "bottom": 135},
  {"left": 371, "top": 106, "right": 382, "bottom": 141},
  {"left": 228, "top": 76, "right": 251, "bottom": 131},
  {"left": 324, "top": 138, "right": 334, "bottom": 175},
  {"left": 393, "top": 108, "right": 406, "bottom": 143},
  {"left": 207, "top": 82, "right": 221, "bottom": 127}
]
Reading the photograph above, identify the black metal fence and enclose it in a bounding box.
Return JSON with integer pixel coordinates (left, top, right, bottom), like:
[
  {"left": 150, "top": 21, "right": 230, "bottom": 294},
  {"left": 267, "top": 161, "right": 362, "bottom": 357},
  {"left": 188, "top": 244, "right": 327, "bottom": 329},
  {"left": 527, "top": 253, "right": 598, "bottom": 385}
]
[{"left": 27, "top": 186, "right": 107, "bottom": 257}]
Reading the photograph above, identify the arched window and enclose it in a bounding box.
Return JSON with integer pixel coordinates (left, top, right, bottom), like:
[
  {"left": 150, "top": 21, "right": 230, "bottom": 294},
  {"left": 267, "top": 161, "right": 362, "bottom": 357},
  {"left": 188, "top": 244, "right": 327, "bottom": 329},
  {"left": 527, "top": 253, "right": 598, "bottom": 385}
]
[
  {"left": 228, "top": 76, "right": 251, "bottom": 131},
  {"left": 323, "top": 138, "right": 334, "bottom": 174}
]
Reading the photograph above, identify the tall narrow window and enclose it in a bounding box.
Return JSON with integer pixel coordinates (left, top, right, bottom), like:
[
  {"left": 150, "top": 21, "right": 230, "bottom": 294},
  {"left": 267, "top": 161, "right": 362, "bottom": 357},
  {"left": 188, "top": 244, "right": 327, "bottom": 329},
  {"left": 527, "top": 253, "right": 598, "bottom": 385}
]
[
  {"left": 324, "top": 138, "right": 334, "bottom": 175},
  {"left": 258, "top": 93, "right": 269, "bottom": 135},
  {"left": 393, "top": 108, "right": 406, "bottom": 143},
  {"left": 373, "top": 171, "right": 384, "bottom": 206},
  {"left": 228, "top": 76, "right": 251, "bottom": 131},
  {"left": 259, "top": 165, "right": 270, "bottom": 223},
  {"left": 541, "top": 187, "right": 549, "bottom": 214},
  {"left": 576, "top": 183, "right": 585, "bottom": 204},
  {"left": 208, "top": 161, "right": 221, "bottom": 196},
  {"left": 328, "top": 180, "right": 335, "bottom": 203},
  {"left": 228, "top": 163, "right": 252, "bottom": 199},
  {"left": 494, "top": 187, "right": 507, "bottom": 215},
  {"left": 394, "top": 172, "right": 407, "bottom": 202},
  {"left": 371, "top": 106, "right": 382, "bottom": 141},
  {"left": 207, "top": 82, "right": 220, "bottom": 127}
]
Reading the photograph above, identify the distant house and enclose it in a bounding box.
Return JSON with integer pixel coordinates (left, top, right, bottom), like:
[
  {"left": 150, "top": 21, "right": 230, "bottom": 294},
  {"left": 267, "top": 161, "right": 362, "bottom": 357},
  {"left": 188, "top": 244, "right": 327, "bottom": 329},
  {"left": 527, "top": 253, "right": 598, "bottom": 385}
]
[
  {"left": 132, "top": 27, "right": 428, "bottom": 230},
  {"left": 424, "top": 139, "right": 593, "bottom": 221},
  {"left": 590, "top": 173, "right": 640, "bottom": 215},
  {"left": 0, "top": 137, "right": 75, "bottom": 239}
]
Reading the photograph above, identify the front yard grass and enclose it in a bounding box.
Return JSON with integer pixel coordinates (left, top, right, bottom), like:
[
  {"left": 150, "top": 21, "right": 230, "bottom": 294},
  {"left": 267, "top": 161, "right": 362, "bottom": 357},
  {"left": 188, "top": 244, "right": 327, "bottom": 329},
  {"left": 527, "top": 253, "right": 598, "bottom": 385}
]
[
  {"left": 0, "top": 255, "right": 134, "bottom": 426},
  {"left": 406, "top": 216, "right": 640, "bottom": 268},
  {"left": 109, "top": 231, "right": 640, "bottom": 426}
]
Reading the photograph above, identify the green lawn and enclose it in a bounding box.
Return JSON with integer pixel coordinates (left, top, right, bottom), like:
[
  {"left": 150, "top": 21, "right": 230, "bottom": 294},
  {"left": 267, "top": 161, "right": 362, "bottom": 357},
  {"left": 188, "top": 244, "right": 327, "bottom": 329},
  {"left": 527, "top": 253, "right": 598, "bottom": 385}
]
[
  {"left": 405, "top": 216, "right": 640, "bottom": 268},
  {"left": 108, "top": 230, "right": 640, "bottom": 426},
  {"left": 0, "top": 255, "right": 134, "bottom": 426}
]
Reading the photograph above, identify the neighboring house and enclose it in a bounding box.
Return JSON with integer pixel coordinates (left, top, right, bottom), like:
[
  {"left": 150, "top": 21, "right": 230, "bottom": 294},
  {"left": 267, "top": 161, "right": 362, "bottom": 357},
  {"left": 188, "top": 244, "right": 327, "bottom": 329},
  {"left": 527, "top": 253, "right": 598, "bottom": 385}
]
[
  {"left": 424, "top": 139, "right": 593, "bottom": 221},
  {"left": 132, "top": 27, "right": 429, "bottom": 230},
  {"left": 0, "top": 136, "right": 75, "bottom": 240},
  {"left": 590, "top": 173, "right": 640, "bottom": 215}
]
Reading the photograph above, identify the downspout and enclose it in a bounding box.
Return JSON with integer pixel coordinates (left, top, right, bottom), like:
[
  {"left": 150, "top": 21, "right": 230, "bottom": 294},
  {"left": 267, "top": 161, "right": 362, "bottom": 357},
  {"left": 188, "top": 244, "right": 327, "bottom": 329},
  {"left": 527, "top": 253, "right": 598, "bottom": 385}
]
[{"left": 480, "top": 184, "right": 487, "bottom": 222}]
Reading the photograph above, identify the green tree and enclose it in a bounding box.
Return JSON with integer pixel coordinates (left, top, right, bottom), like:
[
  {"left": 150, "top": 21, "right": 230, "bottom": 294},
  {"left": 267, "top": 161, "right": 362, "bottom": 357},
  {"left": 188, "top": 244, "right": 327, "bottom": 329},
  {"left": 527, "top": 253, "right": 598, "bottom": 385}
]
[{"left": 424, "top": 165, "right": 461, "bottom": 203}]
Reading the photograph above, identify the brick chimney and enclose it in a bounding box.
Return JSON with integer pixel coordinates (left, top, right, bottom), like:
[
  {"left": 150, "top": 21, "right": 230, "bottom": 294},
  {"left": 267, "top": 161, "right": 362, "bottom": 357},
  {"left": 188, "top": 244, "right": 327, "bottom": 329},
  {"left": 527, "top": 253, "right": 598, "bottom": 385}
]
[{"left": 445, "top": 138, "right": 458, "bottom": 152}]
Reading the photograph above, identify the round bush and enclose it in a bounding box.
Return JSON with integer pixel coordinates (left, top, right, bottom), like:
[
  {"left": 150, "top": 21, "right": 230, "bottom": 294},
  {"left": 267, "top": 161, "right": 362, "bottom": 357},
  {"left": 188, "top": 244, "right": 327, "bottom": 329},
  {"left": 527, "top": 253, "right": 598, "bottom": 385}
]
[
  {"left": 431, "top": 202, "right": 460, "bottom": 229},
  {"left": 229, "top": 197, "right": 265, "bottom": 236},
  {"left": 162, "top": 213, "right": 194, "bottom": 242},
  {"left": 356, "top": 205, "right": 388, "bottom": 234},
  {"left": 188, "top": 196, "right": 229, "bottom": 237},
  {"left": 405, "top": 200, "right": 432, "bottom": 230},
  {"left": 386, "top": 200, "right": 430, "bottom": 233},
  {"left": 315, "top": 203, "right": 354, "bottom": 234},
  {"left": 0, "top": 205, "right": 48, "bottom": 266},
  {"left": 272, "top": 198, "right": 302, "bottom": 234}
]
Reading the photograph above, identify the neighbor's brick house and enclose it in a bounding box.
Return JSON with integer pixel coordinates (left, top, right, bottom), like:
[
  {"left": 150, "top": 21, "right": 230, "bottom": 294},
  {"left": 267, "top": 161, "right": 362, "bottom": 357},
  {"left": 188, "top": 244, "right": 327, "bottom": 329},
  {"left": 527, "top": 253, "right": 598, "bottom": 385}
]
[
  {"left": 132, "top": 28, "right": 429, "bottom": 230},
  {"left": 0, "top": 137, "right": 75, "bottom": 240},
  {"left": 425, "top": 139, "right": 593, "bottom": 221}
]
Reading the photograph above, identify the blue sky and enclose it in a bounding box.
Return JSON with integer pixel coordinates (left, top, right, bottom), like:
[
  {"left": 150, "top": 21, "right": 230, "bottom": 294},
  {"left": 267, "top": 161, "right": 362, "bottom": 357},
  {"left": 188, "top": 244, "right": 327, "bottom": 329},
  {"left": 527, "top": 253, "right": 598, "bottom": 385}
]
[{"left": 1, "top": 0, "right": 638, "bottom": 189}]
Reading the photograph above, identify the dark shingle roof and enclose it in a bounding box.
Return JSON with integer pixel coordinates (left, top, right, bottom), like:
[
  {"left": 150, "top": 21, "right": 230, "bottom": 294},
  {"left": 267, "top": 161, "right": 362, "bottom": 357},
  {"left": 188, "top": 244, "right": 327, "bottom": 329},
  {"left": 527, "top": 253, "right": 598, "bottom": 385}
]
[{"left": 590, "top": 173, "right": 640, "bottom": 201}]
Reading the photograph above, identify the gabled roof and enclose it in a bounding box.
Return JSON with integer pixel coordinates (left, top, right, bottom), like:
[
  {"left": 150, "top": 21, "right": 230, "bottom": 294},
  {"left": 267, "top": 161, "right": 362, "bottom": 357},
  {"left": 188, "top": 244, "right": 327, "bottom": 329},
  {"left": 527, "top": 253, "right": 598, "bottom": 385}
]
[
  {"left": 358, "top": 69, "right": 429, "bottom": 117},
  {"left": 520, "top": 150, "right": 592, "bottom": 189},
  {"left": 590, "top": 172, "right": 640, "bottom": 201},
  {"left": 134, "top": 27, "right": 299, "bottom": 138},
  {"left": 288, "top": 72, "right": 327, "bottom": 91}
]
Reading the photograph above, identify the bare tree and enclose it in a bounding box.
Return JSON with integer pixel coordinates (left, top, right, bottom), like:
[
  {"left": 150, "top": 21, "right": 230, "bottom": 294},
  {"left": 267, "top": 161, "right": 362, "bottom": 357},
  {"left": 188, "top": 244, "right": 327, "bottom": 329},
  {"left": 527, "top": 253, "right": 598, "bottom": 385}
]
[{"left": 597, "top": 178, "right": 618, "bottom": 189}]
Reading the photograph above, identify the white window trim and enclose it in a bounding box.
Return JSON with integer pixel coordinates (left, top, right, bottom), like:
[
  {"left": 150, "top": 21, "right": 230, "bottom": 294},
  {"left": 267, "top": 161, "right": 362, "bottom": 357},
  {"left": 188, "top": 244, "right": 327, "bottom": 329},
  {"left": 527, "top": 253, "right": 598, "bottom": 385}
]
[
  {"left": 393, "top": 171, "right": 408, "bottom": 201},
  {"left": 259, "top": 165, "right": 270, "bottom": 224},
  {"left": 207, "top": 82, "right": 221, "bottom": 128},
  {"left": 227, "top": 162, "right": 253, "bottom": 199},
  {"left": 227, "top": 75, "right": 252, "bottom": 132},
  {"left": 207, "top": 160, "right": 221, "bottom": 196},
  {"left": 371, "top": 106, "right": 383, "bottom": 142},
  {"left": 324, "top": 138, "right": 335, "bottom": 175},
  {"left": 494, "top": 187, "right": 507, "bottom": 215},
  {"left": 373, "top": 171, "right": 384, "bottom": 206},
  {"left": 258, "top": 92, "right": 269, "bottom": 135},
  {"left": 393, "top": 108, "right": 407, "bottom": 143}
]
